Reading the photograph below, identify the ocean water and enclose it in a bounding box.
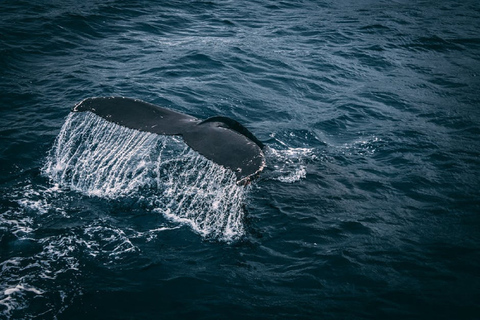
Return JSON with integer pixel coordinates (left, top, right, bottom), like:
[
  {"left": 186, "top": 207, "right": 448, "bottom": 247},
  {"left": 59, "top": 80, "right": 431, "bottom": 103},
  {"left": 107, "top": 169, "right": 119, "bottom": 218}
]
[{"left": 1, "top": 0, "right": 479, "bottom": 319}]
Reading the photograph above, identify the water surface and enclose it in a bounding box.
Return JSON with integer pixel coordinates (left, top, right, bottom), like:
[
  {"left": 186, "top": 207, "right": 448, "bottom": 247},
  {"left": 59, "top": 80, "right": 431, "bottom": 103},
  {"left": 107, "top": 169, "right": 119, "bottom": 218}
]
[{"left": 1, "top": 0, "right": 479, "bottom": 319}]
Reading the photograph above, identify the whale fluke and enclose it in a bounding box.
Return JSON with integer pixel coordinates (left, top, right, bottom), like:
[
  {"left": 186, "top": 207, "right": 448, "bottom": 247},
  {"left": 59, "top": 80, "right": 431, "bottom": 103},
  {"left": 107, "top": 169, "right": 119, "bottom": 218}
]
[{"left": 72, "top": 97, "right": 265, "bottom": 184}]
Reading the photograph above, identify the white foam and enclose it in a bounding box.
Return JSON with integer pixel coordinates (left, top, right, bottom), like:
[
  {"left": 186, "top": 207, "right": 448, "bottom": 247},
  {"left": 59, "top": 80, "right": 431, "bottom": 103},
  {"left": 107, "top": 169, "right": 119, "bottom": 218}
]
[
  {"left": 0, "top": 210, "right": 35, "bottom": 238},
  {"left": 0, "top": 284, "right": 43, "bottom": 317},
  {"left": 4, "top": 285, "right": 44, "bottom": 296},
  {"left": 83, "top": 224, "right": 138, "bottom": 260},
  {"left": 0, "top": 234, "right": 81, "bottom": 318},
  {"left": 339, "top": 136, "right": 382, "bottom": 156},
  {"left": 265, "top": 147, "right": 316, "bottom": 183}
]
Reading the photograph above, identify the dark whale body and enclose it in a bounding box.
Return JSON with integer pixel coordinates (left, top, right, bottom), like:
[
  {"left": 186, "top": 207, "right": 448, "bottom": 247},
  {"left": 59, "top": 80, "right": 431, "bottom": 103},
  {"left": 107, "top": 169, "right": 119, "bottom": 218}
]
[{"left": 73, "top": 97, "right": 265, "bottom": 184}]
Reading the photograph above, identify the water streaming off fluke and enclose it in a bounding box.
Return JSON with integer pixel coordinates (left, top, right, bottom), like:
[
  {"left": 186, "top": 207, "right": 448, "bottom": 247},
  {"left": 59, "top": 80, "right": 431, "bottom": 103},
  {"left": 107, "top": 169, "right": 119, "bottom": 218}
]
[{"left": 42, "top": 112, "right": 247, "bottom": 241}]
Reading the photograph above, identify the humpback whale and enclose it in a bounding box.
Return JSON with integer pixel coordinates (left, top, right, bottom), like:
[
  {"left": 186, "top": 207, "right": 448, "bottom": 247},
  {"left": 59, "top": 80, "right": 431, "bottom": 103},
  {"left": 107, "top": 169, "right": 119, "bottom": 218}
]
[{"left": 72, "top": 97, "right": 265, "bottom": 184}]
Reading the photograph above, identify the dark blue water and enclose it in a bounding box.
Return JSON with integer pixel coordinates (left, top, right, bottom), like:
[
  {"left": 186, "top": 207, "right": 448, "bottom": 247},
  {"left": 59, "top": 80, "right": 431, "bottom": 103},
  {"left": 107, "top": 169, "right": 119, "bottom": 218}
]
[{"left": 1, "top": 0, "right": 480, "bottom": 319}]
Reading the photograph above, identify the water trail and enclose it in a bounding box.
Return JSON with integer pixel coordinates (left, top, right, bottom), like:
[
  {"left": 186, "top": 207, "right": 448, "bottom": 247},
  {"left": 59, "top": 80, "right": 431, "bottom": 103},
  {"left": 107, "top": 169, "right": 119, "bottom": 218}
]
[{"left": 42, "top": 112, "right": 247, "bottom": 241}]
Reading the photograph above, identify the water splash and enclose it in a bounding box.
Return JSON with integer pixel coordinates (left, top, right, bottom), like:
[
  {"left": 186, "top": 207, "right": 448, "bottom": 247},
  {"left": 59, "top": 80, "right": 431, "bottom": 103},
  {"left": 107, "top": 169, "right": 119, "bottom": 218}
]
[
  {"left": 264, "top": 147, "right": 312, "bottom": 183},
  {"left": 338, "top": 136, "right": 382, "bottom": 157},
  {"left": 42, "top": 112, "right": 247, "bottom": 241},
  {"left": 264, "top": 131, "right": 321, "bottom": 183},
  {"left": 263, "top": 132, "right": 383, "bottom": 183},
  {"left": 0, "top": 230, "right": 82, "bottom": 319},
  {"left": 42, "top": 112, "right": 160, "bottom": 198}
]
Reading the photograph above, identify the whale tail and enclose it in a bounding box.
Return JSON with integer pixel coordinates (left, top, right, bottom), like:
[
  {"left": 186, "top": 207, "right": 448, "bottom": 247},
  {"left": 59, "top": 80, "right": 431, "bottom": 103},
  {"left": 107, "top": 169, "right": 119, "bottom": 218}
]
[{"left": 72, "top": 97, "right": 265, "bottom": 184}]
